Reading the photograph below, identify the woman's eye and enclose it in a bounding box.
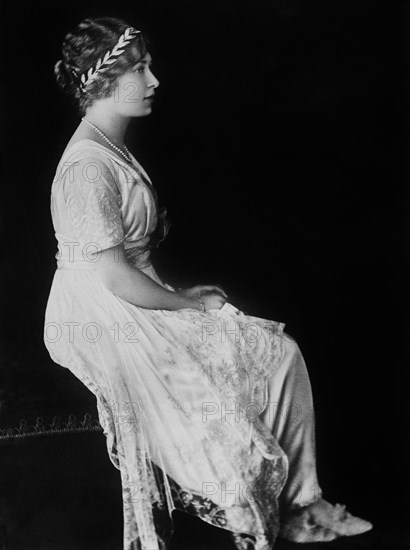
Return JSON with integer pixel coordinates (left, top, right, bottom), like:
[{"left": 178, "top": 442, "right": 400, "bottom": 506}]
[{"left": 134, "top": 63, "right": 154, "bottom": 74}]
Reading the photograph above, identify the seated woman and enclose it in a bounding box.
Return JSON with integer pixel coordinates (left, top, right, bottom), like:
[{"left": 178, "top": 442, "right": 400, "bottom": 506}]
[{"left": 45, "top": 16, "right": 373, "bottom": 550}]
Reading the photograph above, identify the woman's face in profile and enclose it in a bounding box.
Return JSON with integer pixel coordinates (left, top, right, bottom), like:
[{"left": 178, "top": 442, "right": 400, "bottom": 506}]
[{"left": 111, "top": 51, "right": 160, "bottom": 117}]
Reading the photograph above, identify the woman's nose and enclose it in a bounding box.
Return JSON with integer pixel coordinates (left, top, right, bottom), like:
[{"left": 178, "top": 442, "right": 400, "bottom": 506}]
[{"left": 148, "top": 69, "right": 160, "bottom": 88}]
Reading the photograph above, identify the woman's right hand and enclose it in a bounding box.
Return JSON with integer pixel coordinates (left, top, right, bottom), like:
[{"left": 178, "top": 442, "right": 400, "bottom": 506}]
[{"left": 201, "top": 292, "right": 227, "bottom": 311}]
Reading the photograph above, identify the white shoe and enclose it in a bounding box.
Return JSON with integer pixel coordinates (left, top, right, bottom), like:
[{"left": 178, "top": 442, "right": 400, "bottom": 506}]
[{"left": 279, "top": 498, "right": 373, "bottom": 543}]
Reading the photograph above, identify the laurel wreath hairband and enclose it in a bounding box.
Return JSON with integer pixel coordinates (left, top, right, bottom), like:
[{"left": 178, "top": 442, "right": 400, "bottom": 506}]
[{"left": 70, "top": 26, "right": 141, "bottom": 93}]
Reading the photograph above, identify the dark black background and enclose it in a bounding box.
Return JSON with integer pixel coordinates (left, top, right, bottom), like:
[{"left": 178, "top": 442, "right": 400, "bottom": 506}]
[{"left": 1, "top": 0, "right": 410, "bottom": 548}]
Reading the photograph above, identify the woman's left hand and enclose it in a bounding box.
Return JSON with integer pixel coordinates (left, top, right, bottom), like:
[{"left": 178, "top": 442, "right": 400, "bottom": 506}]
[{"left": 178, "top": 284, "right": 228, "bottom": 300}]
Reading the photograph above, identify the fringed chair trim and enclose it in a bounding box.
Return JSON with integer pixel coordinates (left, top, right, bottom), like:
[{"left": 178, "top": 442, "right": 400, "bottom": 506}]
[{"left": 0, "top": 413, "right": 102, "bottom": 442}]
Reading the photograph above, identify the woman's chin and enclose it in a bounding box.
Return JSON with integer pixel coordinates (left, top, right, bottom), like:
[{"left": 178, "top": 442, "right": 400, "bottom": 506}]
[
  {"left": 125, "top": 110, "right": 152, "bottom": 119},
  {"left": 136, "top": 106, "right": 153, "bottom": 117}
]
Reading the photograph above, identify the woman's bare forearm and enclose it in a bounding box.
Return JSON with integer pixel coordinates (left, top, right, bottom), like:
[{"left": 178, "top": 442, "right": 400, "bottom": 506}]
[{"left": 96, "top": 247, "right": 201, "bottom": 311}]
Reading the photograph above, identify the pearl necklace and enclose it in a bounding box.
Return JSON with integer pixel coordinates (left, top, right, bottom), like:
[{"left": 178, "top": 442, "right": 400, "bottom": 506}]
[{"left": 81, "top": 117, "right": 132, "bottom": 163}]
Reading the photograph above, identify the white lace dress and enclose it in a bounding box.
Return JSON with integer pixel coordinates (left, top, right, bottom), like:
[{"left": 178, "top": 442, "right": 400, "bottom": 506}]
[{"left": 44, "top": 139, "right": 289, "bottom": 550}]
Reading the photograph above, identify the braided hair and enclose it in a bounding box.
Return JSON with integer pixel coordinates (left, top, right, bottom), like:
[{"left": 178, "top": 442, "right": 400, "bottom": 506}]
[{"left": 54, "top": 17, "right": 150, "bottom": 115}]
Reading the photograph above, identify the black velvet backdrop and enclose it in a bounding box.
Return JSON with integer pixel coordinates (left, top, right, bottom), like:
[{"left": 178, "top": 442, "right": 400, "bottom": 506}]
[{"left": 1, "top": 0, "right": 410, "bottom": 542}]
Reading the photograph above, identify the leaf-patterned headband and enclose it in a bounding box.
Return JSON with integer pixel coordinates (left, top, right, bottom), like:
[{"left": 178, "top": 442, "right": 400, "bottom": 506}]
[{"left": 71, "top": 26, "right": 141, "bottom": 93}]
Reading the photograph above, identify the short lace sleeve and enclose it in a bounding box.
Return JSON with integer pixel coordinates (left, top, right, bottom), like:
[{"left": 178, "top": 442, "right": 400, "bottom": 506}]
[{"left": 63, "top": 155, "right": 124, "bottom": 251}]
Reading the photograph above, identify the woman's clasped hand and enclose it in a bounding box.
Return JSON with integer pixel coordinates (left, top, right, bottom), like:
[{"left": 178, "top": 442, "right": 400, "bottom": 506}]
[{"left": 177, "top": 284, "right": 228, "bottom": 310}]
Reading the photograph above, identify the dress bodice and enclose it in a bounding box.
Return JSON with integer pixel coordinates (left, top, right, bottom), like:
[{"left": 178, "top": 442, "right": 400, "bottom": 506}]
[{"left": 50, "top": 139, "right": 170, "bottom": 271}]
